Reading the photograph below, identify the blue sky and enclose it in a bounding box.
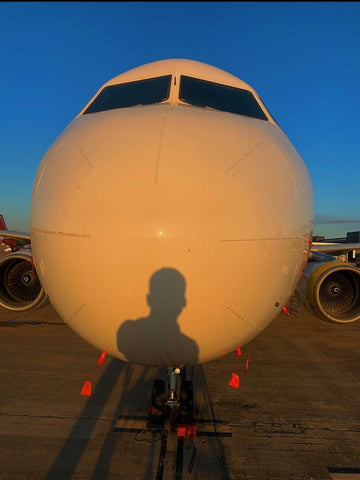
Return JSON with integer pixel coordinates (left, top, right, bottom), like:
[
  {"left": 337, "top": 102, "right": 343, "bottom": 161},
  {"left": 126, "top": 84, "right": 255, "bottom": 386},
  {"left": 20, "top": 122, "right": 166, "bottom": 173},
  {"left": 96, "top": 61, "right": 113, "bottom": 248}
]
[{"left": 0, "top": 2, "right": 359, "bottom": 237}]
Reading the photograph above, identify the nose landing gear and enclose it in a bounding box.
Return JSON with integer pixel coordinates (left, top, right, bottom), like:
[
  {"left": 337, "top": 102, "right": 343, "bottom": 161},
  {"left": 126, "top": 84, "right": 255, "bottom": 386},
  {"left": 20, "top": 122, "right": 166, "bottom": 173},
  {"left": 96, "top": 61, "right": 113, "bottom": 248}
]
[
  {"left": 166, "top": 368, "right": 181, "bottom": 407},
  {"left": 113, "top": 366, "right": 232, "bottom": 479},
  {"left": 147, "top": 367, "right": 195, "bottom": 432}
]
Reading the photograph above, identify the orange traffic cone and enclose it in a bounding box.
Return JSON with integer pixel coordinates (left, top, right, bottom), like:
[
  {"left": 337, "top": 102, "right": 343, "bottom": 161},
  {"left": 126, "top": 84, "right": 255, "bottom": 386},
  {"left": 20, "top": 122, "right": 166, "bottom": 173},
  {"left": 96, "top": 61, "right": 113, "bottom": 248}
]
[
  {"left": 245, "top": 351, "right": 251, "bottom": 377},
  {"left": 228, "top": 373, "right": 241, "bottom": 389},
  {"left": 80, "top": 380, "right": 92, "bottom": 396},
  {"left": 97, "top": 351, "right": 107, "bottom": 366}
]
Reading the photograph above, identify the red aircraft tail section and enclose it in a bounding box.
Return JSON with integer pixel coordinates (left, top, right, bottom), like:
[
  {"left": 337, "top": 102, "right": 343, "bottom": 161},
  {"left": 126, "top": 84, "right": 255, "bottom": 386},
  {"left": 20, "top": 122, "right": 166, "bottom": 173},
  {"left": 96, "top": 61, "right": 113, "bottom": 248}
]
[{"left": 0, "top": 214, "right": 7, "bottom": 231}]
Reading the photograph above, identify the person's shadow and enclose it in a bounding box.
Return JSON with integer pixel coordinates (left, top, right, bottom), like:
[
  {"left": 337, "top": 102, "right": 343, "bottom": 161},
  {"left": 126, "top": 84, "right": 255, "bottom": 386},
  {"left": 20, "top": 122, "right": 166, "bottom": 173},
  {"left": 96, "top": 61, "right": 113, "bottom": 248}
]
[{"left": 117, "top": 268, "right": 199, "bottom": 366}]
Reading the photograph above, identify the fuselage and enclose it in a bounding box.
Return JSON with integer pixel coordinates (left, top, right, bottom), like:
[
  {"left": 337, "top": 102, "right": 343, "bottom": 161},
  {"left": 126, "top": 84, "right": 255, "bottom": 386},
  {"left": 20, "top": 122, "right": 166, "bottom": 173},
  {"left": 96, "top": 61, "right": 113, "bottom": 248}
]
[{"left": 30, "top": 59, "right": 314, "bottom": 366}]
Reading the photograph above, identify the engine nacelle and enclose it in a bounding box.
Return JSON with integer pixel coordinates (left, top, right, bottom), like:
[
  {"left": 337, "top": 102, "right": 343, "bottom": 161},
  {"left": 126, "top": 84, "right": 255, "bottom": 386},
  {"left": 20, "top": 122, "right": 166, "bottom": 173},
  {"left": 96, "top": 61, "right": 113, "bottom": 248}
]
[
  {"left": 298, "top": 261, "right": 360, "bottom": 323},
  {"left": 0, "top": 251, "right": 47, "bottom": 312}
]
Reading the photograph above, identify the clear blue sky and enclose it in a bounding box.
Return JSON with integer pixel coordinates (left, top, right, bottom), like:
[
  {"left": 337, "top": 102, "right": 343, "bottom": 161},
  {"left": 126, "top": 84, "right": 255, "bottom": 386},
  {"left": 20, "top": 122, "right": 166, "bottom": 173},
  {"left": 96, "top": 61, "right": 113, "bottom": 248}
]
[{"left": 1, "top": 2, "right": 359, "bottom": 237}]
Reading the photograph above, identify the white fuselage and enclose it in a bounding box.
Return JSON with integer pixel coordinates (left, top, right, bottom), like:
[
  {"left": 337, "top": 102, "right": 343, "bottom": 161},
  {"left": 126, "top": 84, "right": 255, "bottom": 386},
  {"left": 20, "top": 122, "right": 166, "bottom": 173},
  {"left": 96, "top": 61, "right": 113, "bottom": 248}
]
[{"left": 30, "top": 59, "right": 314, "bottom": 366}]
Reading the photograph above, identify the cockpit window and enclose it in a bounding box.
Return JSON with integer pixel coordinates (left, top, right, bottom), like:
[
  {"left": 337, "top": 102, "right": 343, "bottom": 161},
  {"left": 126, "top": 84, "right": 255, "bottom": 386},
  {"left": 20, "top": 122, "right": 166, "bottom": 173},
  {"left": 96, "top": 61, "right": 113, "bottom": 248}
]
[
  {"left": 83, "top": 75, "right": 172, "bottom": 114},
  {"left": 179, "top": 75, "right": 268, "bottom": 121}
]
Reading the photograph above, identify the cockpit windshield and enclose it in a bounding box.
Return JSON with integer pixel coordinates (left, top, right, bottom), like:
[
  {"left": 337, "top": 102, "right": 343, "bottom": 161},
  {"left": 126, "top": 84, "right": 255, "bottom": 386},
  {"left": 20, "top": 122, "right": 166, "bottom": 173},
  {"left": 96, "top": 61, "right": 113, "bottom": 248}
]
[
  {"left": 83, "top": 75, "right": 172, "bottom": 114},
  {"left": 179, "top": 75, "right": 268, "bottom": 121}
]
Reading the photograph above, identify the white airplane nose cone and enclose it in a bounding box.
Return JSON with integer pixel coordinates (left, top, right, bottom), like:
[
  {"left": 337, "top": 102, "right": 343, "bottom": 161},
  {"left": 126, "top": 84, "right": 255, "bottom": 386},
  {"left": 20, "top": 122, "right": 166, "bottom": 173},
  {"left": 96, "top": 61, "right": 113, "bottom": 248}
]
[{"left": 31, "top": 66, "right": 313, "bottom": 367}]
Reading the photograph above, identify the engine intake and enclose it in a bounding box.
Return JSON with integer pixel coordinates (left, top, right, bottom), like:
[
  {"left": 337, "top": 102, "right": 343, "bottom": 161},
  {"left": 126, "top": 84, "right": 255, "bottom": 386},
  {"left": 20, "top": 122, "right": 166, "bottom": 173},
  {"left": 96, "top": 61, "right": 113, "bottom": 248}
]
[
  {"left": 0, "top": 251, "right": 47, "bottom": 312},
  {"left": 301, "top": 262, "right": 360, "bottom": 323}
]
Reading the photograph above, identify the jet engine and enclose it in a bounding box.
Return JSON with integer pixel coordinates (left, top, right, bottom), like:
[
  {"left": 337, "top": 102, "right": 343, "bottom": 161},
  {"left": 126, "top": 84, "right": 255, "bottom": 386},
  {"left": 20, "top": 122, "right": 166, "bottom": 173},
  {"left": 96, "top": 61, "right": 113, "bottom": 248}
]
[
  {"left": 298, "top": 261, "right": 360, "bottom": 323},
  {"left": 0, "top": 251, "right": 47, "bottom": 312}
]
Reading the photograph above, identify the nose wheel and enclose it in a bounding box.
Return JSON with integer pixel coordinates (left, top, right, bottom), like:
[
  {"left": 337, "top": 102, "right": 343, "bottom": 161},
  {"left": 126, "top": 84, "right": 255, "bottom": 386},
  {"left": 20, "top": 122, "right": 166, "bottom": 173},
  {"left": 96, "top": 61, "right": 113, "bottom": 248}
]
[
  {"left": 148, "top": 379, "right": 166, "bottom": 429},
  {"left": 179, "top": 379, "right": 194, "bottom": 425}
]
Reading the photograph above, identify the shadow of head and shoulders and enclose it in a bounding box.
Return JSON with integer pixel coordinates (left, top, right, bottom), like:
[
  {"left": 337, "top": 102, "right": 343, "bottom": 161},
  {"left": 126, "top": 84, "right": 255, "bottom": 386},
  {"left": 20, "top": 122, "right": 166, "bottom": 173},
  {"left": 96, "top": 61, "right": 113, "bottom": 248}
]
[{"left": 117, "top": 268, "right": 199, "bottom": 366}]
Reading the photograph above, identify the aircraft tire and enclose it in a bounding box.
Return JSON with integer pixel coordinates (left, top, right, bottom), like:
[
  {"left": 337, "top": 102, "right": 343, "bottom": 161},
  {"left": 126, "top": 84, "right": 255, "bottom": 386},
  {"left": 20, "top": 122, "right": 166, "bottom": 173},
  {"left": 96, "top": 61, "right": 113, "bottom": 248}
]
[
  {"left": 180, "top": 380, "right": 194, "bottom": 424},
  {"left": 149, "top": 379, "right": 165, "bottom": 428}
]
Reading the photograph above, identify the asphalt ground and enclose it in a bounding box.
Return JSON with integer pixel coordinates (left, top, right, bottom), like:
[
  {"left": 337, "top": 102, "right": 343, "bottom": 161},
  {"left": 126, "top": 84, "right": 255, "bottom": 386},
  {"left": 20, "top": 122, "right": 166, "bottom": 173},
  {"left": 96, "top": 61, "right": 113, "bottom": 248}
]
[{"left": 0, "top": 291, "right": 359, "bottom": 479}]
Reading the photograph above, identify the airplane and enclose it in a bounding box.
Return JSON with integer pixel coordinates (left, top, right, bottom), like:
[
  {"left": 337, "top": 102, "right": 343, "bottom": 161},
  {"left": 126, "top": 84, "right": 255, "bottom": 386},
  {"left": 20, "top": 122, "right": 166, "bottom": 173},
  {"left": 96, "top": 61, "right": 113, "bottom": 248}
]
[
  {"left": 1, "top": 59, "right": 360, "bottom": 425},
  {"left": 0, "top": 215, "right": 30, "bottom": 252}
]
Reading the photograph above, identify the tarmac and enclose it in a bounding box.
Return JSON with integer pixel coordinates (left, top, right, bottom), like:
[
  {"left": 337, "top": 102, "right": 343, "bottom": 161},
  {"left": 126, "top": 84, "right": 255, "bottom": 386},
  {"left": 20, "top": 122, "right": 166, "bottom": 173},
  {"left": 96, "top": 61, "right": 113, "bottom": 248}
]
[{"left": 0, "top": 293, "right": 359, "bottom": 479}]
